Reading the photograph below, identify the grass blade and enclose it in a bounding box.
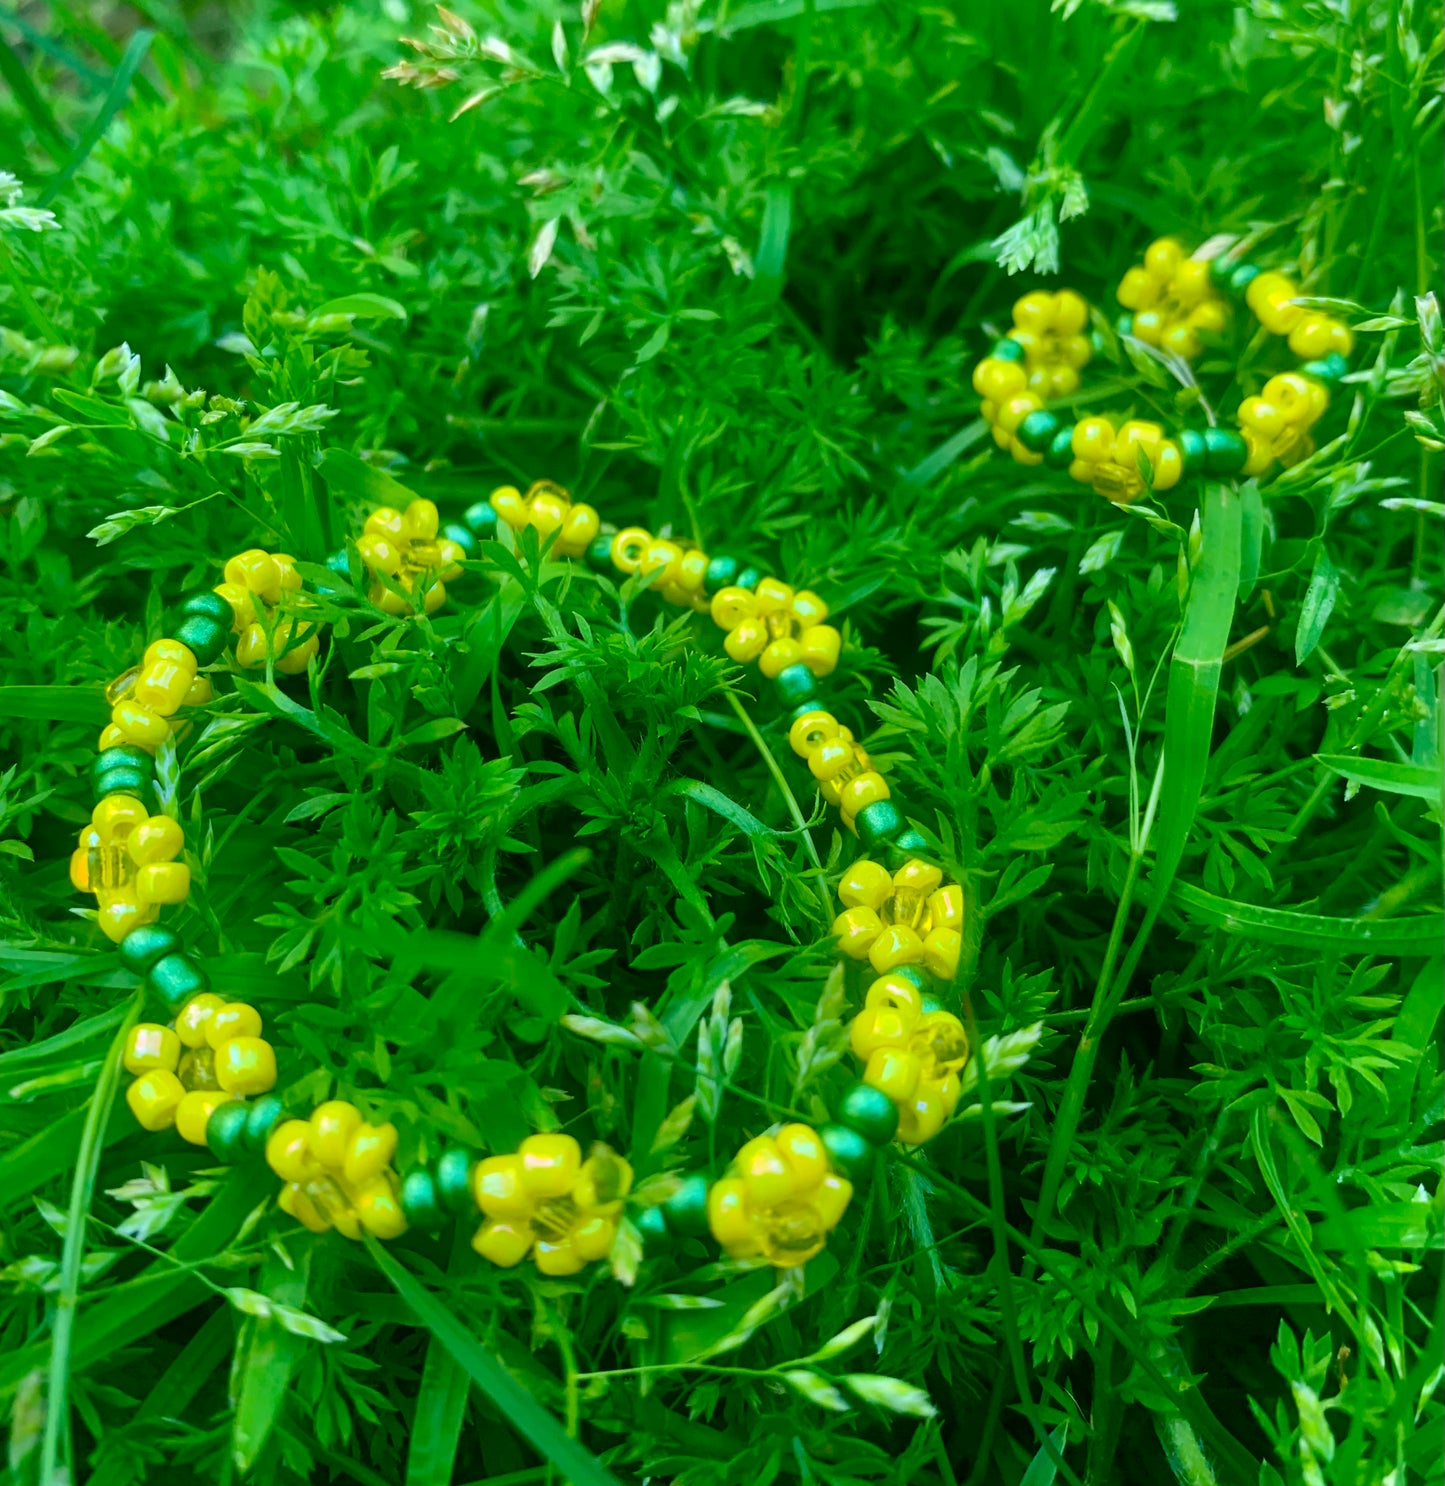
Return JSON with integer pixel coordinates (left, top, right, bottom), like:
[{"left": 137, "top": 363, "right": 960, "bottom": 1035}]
[
  {"left": 1170, "top": 882, "right": 1441, "bottom": 954},
  {"left": 232, "top": 1245, "right": 314, "bottom": 1474},
  {"left": 405, "top": 1232, "right": 474, "bottom": 1486},
  {"left": 0, "top": 31, "right": 72, "bottom": 155}
]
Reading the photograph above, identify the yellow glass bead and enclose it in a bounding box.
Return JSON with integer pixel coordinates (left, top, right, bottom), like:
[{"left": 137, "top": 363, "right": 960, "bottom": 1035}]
[
  {"left": 868, "top": 923, "right": 926, "bottom": 974},
  {"left": 111, "top": 700, "right": 170, "bottom": 750},
  {"left": 404, "top": 498, "right": 440, "bottom": 542},
  {"left": 1250, "top": 272, "right": 1303, "bottom": 334},
  {"left": 278, "top": 1181, "right": 333, "bottom": 1234},
  {"left": 894, "top": 858, "right": 943, "bottom": 896},
  {"left": 534, "top": 1237, "right": 586, "bottom": 1276},
  {"left": 133, "top": 659, "right": 194, "bottom": 717},
  {"left": 996, "top": 392, "right": 1041, "bottom": 435},
  {"left": 788, "top": 710, "right": 839, "bottom": 759},
  {"left": 1188, "top": 299, "right": 1228, "bottom": 335},
  {"left": 710, "top": 585, "right": 757, "bottom": 630},
  {"left": 1153, "top": 441, "right": 1183, "bottom": 492},
  {"left": 97, "top": 723, "right": 133, "bottom": 752},
  {"left": 127, "top": 1069, "right": 186, "bottom": 1131},
  {"left": 897, "top": 1083, "right": 951, "bottom": 1146},
  {"left": 723, "top": 616, "right": 769, "bottom": 663},
  {"left": 832, "top": 905, "right": 883, "bottom": 959},
  {"left": 1144, "top": 237, "right": 1184, "bottom": 279},
  {"left": 267, "top": 1119, "right": 316, "bottom": 1182},
  {"left": 364, "top": 507, "right": 407, "bottom": 541},
  {"left": 640, "top": 538, "right": 683, "bottom": 586},
  {"left": 474, "top": 1154, "right": 533, "bottom": 1218},
  {"left": 68, "top": 845, "right": 91, "bottom": 893},
  {"left": 838, "top": 859, "right": 893, "bottom": 911},
  {"left": 204, "top": 1002, "right": 262, "bottom": 1048},
  {"left": 1326, "top": 319, "right": 1354, "bottom": 357},
  {"left": 571, "top": 1145, "right": 633, "bottom": 1211},
  {"left": 124, "top": 1023, "right": 181, "bottom": 1075},
  {"left": 736, "top": 1134, "right": 793, "bottom": 1207},
  {"left": 1240, "top": 429, "right": 1272, "bottom": 475},
  {"left": 135, "top": 862, "right": 190, "bottom": 906},
  {"left": 1050, "top": 289, "right": 1088, "bottom": 334},
  {"left": 306, "top": 1174, "right": 363, "bottom": 1239},
  {"left": 774, "top": 1123, "right": 828, "bottom": 1190},
  {"left": 358, "top": 531, "right": 404, "bottom": 576},
  {"left": 850, "top": 1005, "right": 914, "bottom": 1061},
  {"left": 175, "top": 993, "right": 225, "bottom": 1048},
  {"left": 1171, "top": 259, "right": 1211, "bottom": 306},
  {"left": 759, "top": 638, "right": 802, "bottom": 678},
  {"left": 127, "top": 816, "right": 183, "bottom": 866},
  {"left": 865, "top": 974, "right": 925, "bottom": 1019},
  {"left": 273, "top": 553, "right": 303, "bottom": 594},
  {"left": 838, "top": 771, "right": 889, "bottom": 818},
  {"left": 752, "top": 577, "right": 793, "bottom": 617},
  {"left": 176, "top": 1089, "right": 233, "bottom": 1146},
  {"left": 98, "top": 897, "right": 158, "bottom": 943},
  {"left": 808, "top": 738, "right": 857, "bottom": 783},
  {"left": 352, "top": 1174, "right": 408, "bottom": 1239},
  {"left": 92, "top": 793, "right": 147, "bottom": 837},
  {"left": 308, "top": 1100, "right": 362, "bottom": 1168},
  {"left": 972, "top": 356, "right": 1027, "bottom": 402},
  {"left": 519, "top": 1133, "right": 581, "bottom": 1198},
  {"left": 143, "top": 639, "right": 196, "bottom": 675},
  {"left": 1072, "top": 417, "right": 1115, "bottom": 463},
  {"left": 788, "top": 589, "right": 826, "bottom": 627},
  {"left": 1161, "top": 324, "right": 1201, "bottom": 360},
  {"left": 486, "top": 486, "right": 527, "bottom": 531},
  {"left": 571, "top": 1215, "right": 616, "bottom": 1263},
  {"left": 344, "top": 1122, "right": 398, "bottom": 1186},
  {"left": 922, "top": 927, "right": 962, "bottom": 981},
  {"left": 225, "top": 549, "right": 283, "bottom": 600},
  {"left": 1047, "top": 364, "right": 1081, "bottom": 397},
  {"left": 558, "top": 502, "right": 601, "bottom": 556},
  {"left": 529, "top": 489, "right": 568, "bottom": 536},
  {"left": 928, "top": 884, "right": 964, "bottom": 929},
  {"left": 178, "top": 1043, "right": 220, "bottom": 1092},
  {"left": 1012, "top": 290, "right": 1056, "bottom": 334},
  {"left": 1116, "top": 265, "right": 1159, "bottom": 310},
  {"left": 215, "top": 1036, "right": 277, "bottom": 1096},
  {"left": 472, "top": 1217, "right": 533, "bottom": 1267},
  {"left": 1266, "top": 372, "right": 1327, "bottom": 423},
  {"left": 812, "top": 1172, "right": 853, "bottom": 1230},
  {"left": 609, "top": 526, "right": 651, "bottom": 573},
  {"left": 1238, "top": 397, "right": 1286, "bottom": 439},
  {"left": 706, "top": 1176, "right": 756, "bottom": 1253},
  {"left": 276, "top": 632, "right": 319, "bottom": 674},
  {"left": 798, "top": 624, "right": 841, "bottom": 677},
  {"left": 865, "top": 1045, "right": 922, "bottom": 1103},
  {"left": 1132, "top": 308, "right": 1164, "bottom": 345},
  {"left": 213, "top": 582, "right": 255, "bottom": 632}
]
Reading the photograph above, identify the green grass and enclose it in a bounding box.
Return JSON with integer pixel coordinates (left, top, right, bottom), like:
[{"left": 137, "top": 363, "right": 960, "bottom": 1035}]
[{"left": 1, "top": 1, "right": 1442, "bottom": 1483}]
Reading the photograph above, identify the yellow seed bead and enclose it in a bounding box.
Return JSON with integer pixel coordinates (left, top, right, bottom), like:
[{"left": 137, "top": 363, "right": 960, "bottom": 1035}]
[
  {"left": 183, "top": 674, "right": 213, "bottom": 707},
  {"left": 273, "top": 553, "right": 303, "bottom": 594},
  {"left": 93, "top": 794, "right": 147, "bottom": 836},
  {"left": 1161, "top": 324, "right": 1201, "bottom": 361},
  {"left": 850, "top": 1005, "right": 912, "bottom": 1061},
  {"left": 759, "top": 638, "right": 803, "bottom": 678},
  {"left": 868, "top": 923, "right": 926, "bottom": 974},
  {"left": 519, "top": 1133, "right": 582, "bottom": 1198},
  {"left": 1241, "top": 428, "right": 1273, "bottom": 477},
  {"left": 929, "top": 884, "right": 964, "bottom": 929},
  {"left": 1072, "top": 417, "right": 1115, "bottom": 463},
  {"left": 808, "top": 738, "right": 858, "bottom": 783},
  {"left": 788, "top": 710, "right": 840, "bottom": 759},
  {"left": 706, "top": 1176, "right": 756, "bottom": 1254},
  {"left": 723, "top": 616, "right": 769, "bottom": 663},
  {"left": 111, "top": 700, "right": 170, "bottom": 750},
  {"left": 404, "top": 498, "right": 440, "bottom": 541},
  {"left": 176, "top": 1089, "right": 233, "bottom": 1146},
  {"left": 358, "top": 531, "right": 404, "bottom": 576},
  {"left": 213, "top": 582, "right": 255, "bottom": 632},
  {"left": 1171, "top": 259, "right": 1212, "bottom": 306},
  {"left": 996, "top": 392, "right": 1041, "bottom": 435},
  {"left": 893, "top": 858, "right": 943, "bottom": 895},
  {"left": 838, "top": 771, "right": 889, "bottom": 817},
  {"left": 571, "top": 1214, "right": 616, "bottom": 1263},
  {"left": 365, "top": 506, "right": 406, "bottom": 540},
  {"left": 798, "top": 624, "right": 841, "bottom": 677},
  {"left": 1143, "top": 237, "right": 1184, "bottom": 279},
  {"left": 1047, "top": 365, "right": 1081, "bottom": 398},
  {"left": 275, "top": 633, "right": 319, "bottom": 674},
  {"left": 1116, "top": 266, "right": 1159, "bottom": 311},
  {"left": 474, "top": 1153, "right": 533, "bottom": 1218},
  {"left": 98, "top": 723, "right": 134, "bottom": 752},
  {"left": 710, "top": 585, "right": 757, "bottom": 631},
  {"left": 865, "top": 974, "right": 925, "bottom": 1020},
  {"left": 132, "top": 660, "right": 194, "bottom": 717},
  {"left": 533, "top": 1237, "right": 585, "bottom": 1275},
  {"left": 279, "top": 1182, "right": 332, "bottom": 1234},
  {"left": 1011, "top": 290, "right": 1056, "bottom": 334},
  {"left": 1326, "top": 319, "right": 1354, "bottom": 357},
  {"left": 224, "top": 549, "right": 283, "bottom": 601},
  {"left": 215, "top": 1036, "right": 277, "bottom": 1096},
  {"left": 127, "top": 815, "right": 183, "bottom": 866},
  {"left": 170, "top": 995, "right": 223, "bottom": 1050},
  {"left": 922, "top": 926, "right": 962, "bottom": 981},
  {"left": 753, "top": 577, "right": 794, "bottom": 617},
  {"left": 838, "top": 859, "right": 893, "bottom": 911},
  {"left": 609, "top": 526, "right": 651, "bottom": 573},
  {"left": 98, "top": 897, "right": 158, "bottom": 943},
  {"left": 124, "top": 1023, "right": 181, "bottom": 1075},
  {"left": 1238, "top": 397, "right": 1286, "bottom": 439},
  {"left": 1188, "top": 299, "right": 1228, "bottom": 335},
  {"left": 344, "top": 1122, "right": 398, "bottom": 1186},
  {"left": 790, "top": 589, "right": 828, "bottom": 627},
  {"left": 775, "top": 1123, "right": 827, "bottom": 1191},
  {"left": 972, "top": 356, "right": 1027, "bottom": 401},
  {"left": 205, "top": 1002, "right": 263, "bottom": 1048},
  {"left": 127, "top": 1069, "right": 186, "bottom": 1131},
  {"left": 486, "top": 487, "right": 527, "bottom": 531},
  {"left": 1153, "top": 441, "right": 1183, "bottom": 492},
  {"left": 832, "top": 905, "right": 884, "bottom": 960},
  {"left": 736, "top": 1134, "right": 793, "bottom": 1206},
  {"left": 143, "top": 639, "right": 197, "bottom": 675},
  {"left": 135, "top": 862, "right": 190, "bottom": 906},
  {"left": 267, "top": 1119, "right": 316, "bottom": 1182},
  {"left": 352, "top": 1174, "right": 408, "bottom": 1239},
  {"left": 309, "top": 1100, "right": 362, "bottom": 1169},
  {"left": 865, "top": 1045, "right": 923, "bottom": 1102},
  {"left": 897, "top": 1082, "right": 952, "bottom": 1146},
  {"left": 557, "top": 502, "right": 601, "bottom": 557},
  {"left": 473, "top": 1217, "right": 534, "bottom": 1267},
  {"left": 640, "top": 538, "right": 683, "bottom": 585}
]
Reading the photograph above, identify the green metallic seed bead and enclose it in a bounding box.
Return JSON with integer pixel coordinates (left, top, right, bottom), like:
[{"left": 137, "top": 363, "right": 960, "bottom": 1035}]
[
  {"left": 1016, "top": 409, "right": 1060, "bottom": 455},
  {"left": 147, "top": 953, "right": 209, "bottom": 1013},
  {"left": 1044, "top": 426, "right": 1076, "bottom": 470},
  {"left": 1203, "top": 427, "right": 1248, "bottom": 476},
  {"left": 207, "top": 1100, "right": 251, "bottom": 1162},
  {"left": 893, "top": 965, "right": 928, "bottom": 992},
  {"left": 324, "top": 548, "right": 351, "bottom": 577},
  {"left": 181, "top": 592, "right": 234, "bottom": 626},
  {"left": 174, "top": 615, "right": 228, "bottom": 667},
  {"left": 95, "top": 745, "right": 152, "bottom": 778},
  {"left": 775, "top": 663, "right": 818, "bottom": 707},
  {"left": 856, "top": 799, "right": 905, "bottom": 849},
  {"left": 1115, "top": 314, "right": 1133, "bottom": 338},
  {"left": 401, "top": 1170, "right": 443, "bottom": 1228},
  {"left": 662, "top": 1173, "right": 711, "bottom": 1237},
  {"left": 1208, "top": 255, "right": 1235, "bottom": 286},
  {"left": 891, "top": 827, "right": 930, "bottom": 856},
  {"left": 1179, "top": 429, "right": 1207, "bottom": 475},
  {"left": 1229, "top": 262, "right": 1261, "bottom": 292},
  {"left": 1302, "top": 351, "right": 1349, "bottom": 384},
  {"left": 119, "top": 925, "right": 181, "bottom": 976},
  {"left": 820, "top": 1123, "right": 876, "bottom": 1182},
  {"left": 703, "top": 554, "right": 740, "bottom": 595},
  {"left": 920, "top": 994, "right": 945, "bottom": 1015},
  {"left": 637, "top": 1205, "right": 671, "bottom": 1243},
  {"left": 585, "top": 534, "right": 615, "bottom": 574},
  {"left": 435, "top": 1148, "right": 475, "bottom": 1214},
  {"left": 991, "top": 337, "right": 1026, "bottom": 363},
  {"left": 735, "top": 567, "right": 760, "bottom": 592},
  {"left": 443, "top": 521, "right": 478, "bottom": 556},
  {"left": 95, "top": 767, "right": 150, "bottom": 802},
  {"left": 243, "top": 1094, "right": 285, "bottom": 1152},
  {"left": 464, "top": 500, "right": 499, "bottom": 538},
  {"left": 837, "top": 1082, "right": 900, "bottom": 1147}
]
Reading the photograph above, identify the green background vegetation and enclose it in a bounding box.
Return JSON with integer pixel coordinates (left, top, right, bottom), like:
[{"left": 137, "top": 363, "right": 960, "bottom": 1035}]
[{"left": 0, "top": 1, "right": 1441, "bottom": 1483}]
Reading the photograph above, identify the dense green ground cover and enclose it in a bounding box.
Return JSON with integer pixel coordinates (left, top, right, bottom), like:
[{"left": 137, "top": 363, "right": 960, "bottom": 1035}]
[{"left": 1, "top": 1, "right": 1442, "bottom": 1483}]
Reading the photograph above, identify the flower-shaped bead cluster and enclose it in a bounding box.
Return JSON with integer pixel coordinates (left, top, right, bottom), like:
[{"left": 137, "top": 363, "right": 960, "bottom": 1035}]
[
  {"left": 358, "top": 499, "right": 468, "bottom": 616},
  {"left": 99, "top": 639, "right": 212, "bottom": 755},
  {"left": 215, "top": 548, "right": 320, "bottom": 672},
  {"left": 1067, "top": 416, "right": 1183, "bottom": 504},
  {"left": 491, "top": 480, "right": 601, "bottom": 559},
  {"left": 789, "top": 710, "right": 895, "bottom": 837},
  {"left": 709, "top": 578, "right": 842, "bottom": 679},
  {"left": 1244, "top": 271, "right": 1354, "bottom": 360},
  {"left": 1116, "top": 237, "right": 1228, "bottom": 361},
  {"left": 1237, "top": 371, "right": 1329, "bottom": 478},
  {"left": 707, "top": 1124, "right": 853, "bottom": 1267},
  {"left": 124, "top": 993, "right": 278, "bottom": 1146},
  {"left": 266, "top": 1099, "right": 407, "bottom": 1240},
  {"left": 69, "top": 795, "right": 190, "bottom": 943},
  {"left": 1003, "top": 289, "right": 1093, "bottom": 396},
  {"left": 610, "top": 527, "right": 713, "bottom": 610},
  {"left": 472, "top": 1134, "right": 632, "bottom": 1275},
  {"left": 849, "top": 977, "right": 969, "bottom": 1145},
  {"left": 830, "top": 857, "right": 963, "bottom": 982}
]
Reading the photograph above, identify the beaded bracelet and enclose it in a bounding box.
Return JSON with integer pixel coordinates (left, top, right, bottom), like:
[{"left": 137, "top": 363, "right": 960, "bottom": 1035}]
[
  {"left": 972, "top": 235, "right": 1355, "bottom": 503},
  {"left": 67, "top": 478, "right": 985, "bottom": 1281}
]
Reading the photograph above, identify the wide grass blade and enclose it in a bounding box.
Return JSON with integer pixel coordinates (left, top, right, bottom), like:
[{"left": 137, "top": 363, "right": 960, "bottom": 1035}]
[
  {"left": 405, "top": 1232, "right": 474, "bottom": 1486},
  {"left": 1171, "top": 882, "right": 1442, "bottom": 954}
]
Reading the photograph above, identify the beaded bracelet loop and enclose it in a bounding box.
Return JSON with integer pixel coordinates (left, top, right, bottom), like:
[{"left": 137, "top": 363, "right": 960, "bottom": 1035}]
[{"left": 972, "top": 234, "right": 1356, "bottom": 504}]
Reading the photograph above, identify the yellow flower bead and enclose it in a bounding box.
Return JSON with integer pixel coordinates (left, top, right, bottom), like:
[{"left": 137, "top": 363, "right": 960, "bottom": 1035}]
[
  {"left": 175, "top": 993, "right": 225, "bottom": 1048},
  {"left": 897, "top": 1081, "right": 953, "bottom": 1146},
  {"left": 127, "top": 815, "right": 183, "bottom": 866},
  {"left": 1246, "top": 271, "right": 1303, "bottom": 335},
  {"left": 1144, "top": 236, "right": 1185, "bottom": 279},
  {"left": 111, "top": 700, "right": 170, "bottom": 750},
  {"left": 710, "top": 585, "right": 757, "bottom": 630},
  {"left": 124, "top": 1023, "right": 181, "bottom": 1076},
  {"left": 759, "top": 638, "right": 803, "bottom": 678},
  {"left": 571, "top": 1214, "right": 617, "bottom": 1263},
  {"left": 279, "top": 1182, "right": 332, "bottom": 1234},
  {"left": 808, "top": 738, "right": 858, "bottom": 783},
  {"left": 753, "top": 577, "right": 794, "bottom": 617},
  {"left": 530, "top": 489, "right": 569, "bottom": 537},
  {"left": 865, "top": 1045, "right": 923, "bottom": 1102},
  {"left": 850, "top": 1005, "right": 916, "bottom": 1061},
  {"left": 133, "top": 659, "right": 194, "bottom": 717},
  {"left": 557, "top": 502, "right": 600, "bottom": 557},
  {"left": 838, "top": 859, "right": 893, "bottom": 911},
  {"left": 832, "top": 905, "right": 884, "bottom": 960},
  {"left": 215, "top": 1036, "right": 277, "bottom": 1096},
  {"left": 214, "top": 582, "right": 255, "bottom": 632},
  {"left": 735, "top": 1134, "right": 794, "bottom": 1207},
  {"left": 97, "top": 722, "right": 135, "bottom": 752},
  {"left": 788, "top": 710, "right": 840, "bottom": 760},
  {"left": 838, "top": 771, "right": 890, "bottom": 818},
  {"left": 474, "top": 1154, "right": 532, "bottom": 1218},
  {"left": 922, "top": 927, "right": 962, "bottom": 981},
  {"left": 1116, "top": 266, "right": 1159, "bottom": 311},
  {"left": 723, "top": 617, "right": 769, "bottom": 663},
  {"left": 267, "top": 1119, "right": 317, "bottom": 1182},
  {"left": 774, "top": 1123, "right": 828, "bottom": 1189},
  {"left": 98, "top": 898, "right": 158, "bottom": 943},
  {"left": 472, "top": 1217, "right": 534, "bottom": 1267},
  {"left": 344, "top": 1122, "right": 398, "bottom": 1186},
  {"left": 358, "top": 532, "right": 404, "bottom": 576},
  {"left": 204, "top": 1002, "right": 263, "bottom": 1048},
  {"left": 352, "top": 1174, "right": 408, "bottom": 1239},
  {"left": 997, "top": 391, "right": 1041, "bottom": 435},
  {"left": 176, "top": 1089, "right": 233, "bottom": 1146},
  {"left": 706, "top": 1177, "right": 756, "bottom": 1253},
  {"left": 868, "top": 923, "right": 926, "bottom": 974},
  {"left": 225, "top": 549, "right": 283, "bottom": 601},
  {"left": 1072, "top": 417, "right": 1115, "bottom": 463},
  {"left": 609, "top": 526, "right": 651, "bottom": 573},
  {"left": 534, "top": 1238, "right": 586, "bottom": 1276},
  {"left": 798, "top": 624, "right": 841, "bottom": 676},
  {"left": 309, "top": 1100, "right": 362, "bottom": 1168},
  {"left": 135, "top": 862, "right": 190, "bottom": 906},
  {"left": 972, "top": 356, "right": 1028, "bottom": 402},
  {"left": 519, "top": 1133, "right": 581, "bottom": 1199},
  {"left": 864, "top": 973, "right": 925, "bottom": 1019},
  {"left": 127, "top": 1069, "right": 185, "bottom": 1131}
]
